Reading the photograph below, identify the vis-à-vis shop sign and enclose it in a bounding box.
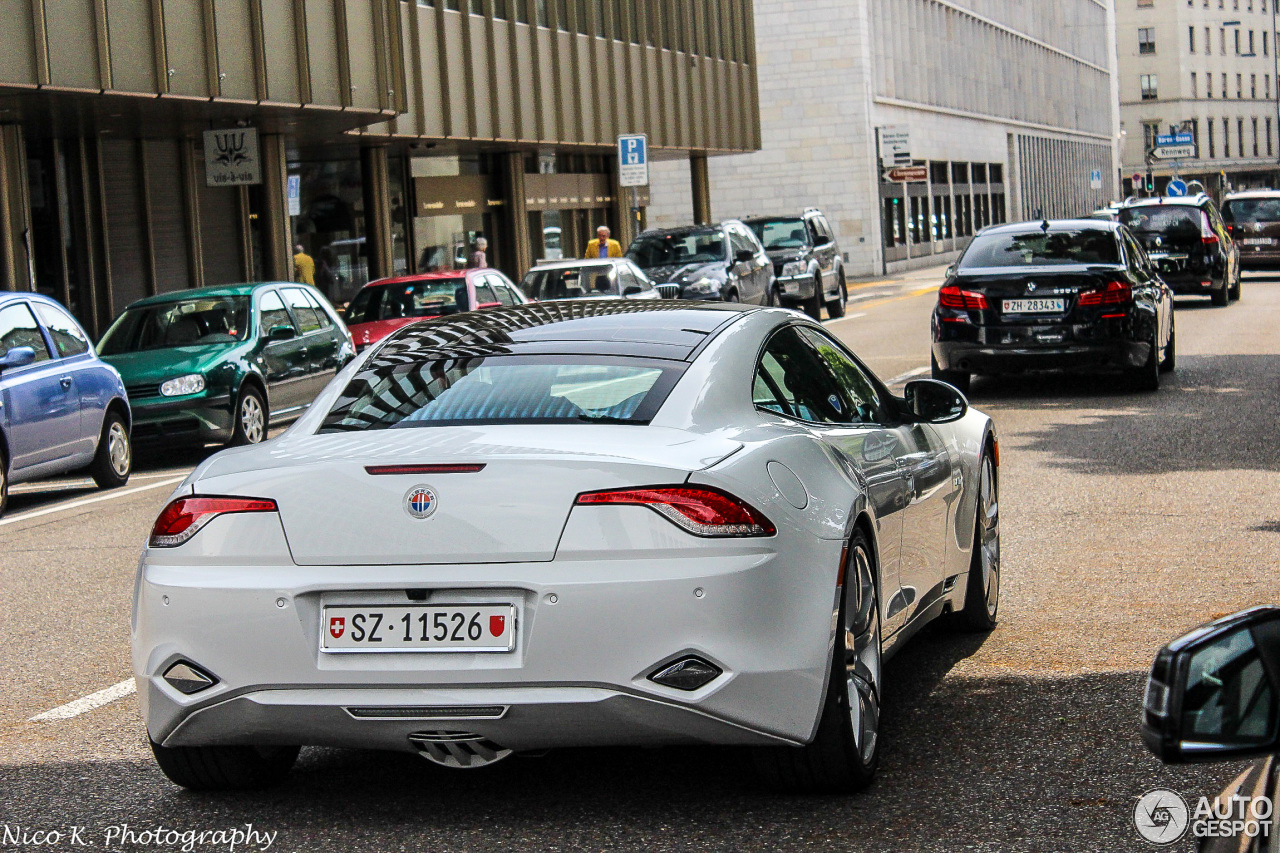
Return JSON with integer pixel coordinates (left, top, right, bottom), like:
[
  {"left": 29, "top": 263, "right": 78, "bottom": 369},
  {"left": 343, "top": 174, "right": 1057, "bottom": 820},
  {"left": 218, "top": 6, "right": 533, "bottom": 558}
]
[{"left": 203, "top": 128, "right": 261, "bottom": 187}]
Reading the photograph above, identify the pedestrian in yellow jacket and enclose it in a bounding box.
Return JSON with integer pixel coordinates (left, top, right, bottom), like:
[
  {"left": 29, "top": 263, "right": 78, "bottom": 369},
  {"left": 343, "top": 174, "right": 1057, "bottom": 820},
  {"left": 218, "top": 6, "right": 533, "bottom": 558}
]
[{"left": 584, "top": 225, "right": 623, "bottom": 259}]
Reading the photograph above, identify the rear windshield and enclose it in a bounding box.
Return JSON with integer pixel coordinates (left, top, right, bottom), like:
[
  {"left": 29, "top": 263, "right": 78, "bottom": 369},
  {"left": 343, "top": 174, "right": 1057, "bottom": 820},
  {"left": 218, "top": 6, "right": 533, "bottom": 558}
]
[
  {"left": 347, "top": 280, "right": 466, "bottom": 325},
  {"left": 1222, "top": 198, "right": 1280, "bottom": 223},
  {"left": 98, "top": 297, "right": 250, "bottom": 354},
  {"left": 627, "top": 228, "right": 726, "bottom": 268},
  {"left": 522, "top": 266, "right": 620, "bottom": 300},
  {"left": 1118, "top": 206, "right": 1203, "bottom": 235},
  {"left": 746, "top": 219, "right": 808, "bottom": 250},
  {"left": 959, "top": 230, "right": 1120, "bottom": 269},
  {"left": 319, "top": 355, "right": 684, "bottom": 432}
]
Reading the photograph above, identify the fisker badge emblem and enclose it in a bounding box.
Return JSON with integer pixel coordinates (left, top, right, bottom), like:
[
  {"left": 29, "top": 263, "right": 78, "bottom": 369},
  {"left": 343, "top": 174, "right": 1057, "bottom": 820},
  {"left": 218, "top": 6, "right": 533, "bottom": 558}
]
[
  {"left": 405, "top": 485, "right": 438, "bottom": 520},
  {"left": 1026, "top": 282, "right": 1037, "bottom": 292}
]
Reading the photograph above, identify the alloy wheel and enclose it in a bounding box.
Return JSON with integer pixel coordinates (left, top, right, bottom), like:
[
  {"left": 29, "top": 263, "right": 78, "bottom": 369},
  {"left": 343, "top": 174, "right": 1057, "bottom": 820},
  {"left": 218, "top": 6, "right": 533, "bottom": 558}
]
[
  {"left": 107, "top": 422, "right": 131, "bottom": 478},
  {"left": 240, "top": 395, "right": 265, "bottom": 444},
  {"left": 844, "top": 544, "right": 882, "bottom": 764},
  {"left": 977, "top": 455, "right": 1000, "bottom": 617}
]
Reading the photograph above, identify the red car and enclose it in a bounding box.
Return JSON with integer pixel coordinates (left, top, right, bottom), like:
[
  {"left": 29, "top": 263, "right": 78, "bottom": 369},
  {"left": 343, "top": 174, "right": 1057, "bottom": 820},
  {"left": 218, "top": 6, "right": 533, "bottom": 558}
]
[{"left": 343, "top": 269, "right": 528, "bottom": 351}]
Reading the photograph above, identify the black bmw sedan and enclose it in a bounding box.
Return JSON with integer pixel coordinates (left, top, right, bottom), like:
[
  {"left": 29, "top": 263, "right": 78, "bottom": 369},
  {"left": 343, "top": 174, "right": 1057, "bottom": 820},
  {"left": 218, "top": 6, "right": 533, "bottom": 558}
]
[{"left": 931, "top": 219, "right": 1175, "bottom": 393}]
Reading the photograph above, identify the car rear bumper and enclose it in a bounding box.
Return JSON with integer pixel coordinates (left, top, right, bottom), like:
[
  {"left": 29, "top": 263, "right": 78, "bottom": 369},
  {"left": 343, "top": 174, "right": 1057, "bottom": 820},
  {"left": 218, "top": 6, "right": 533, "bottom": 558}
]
[
  {"left": 1237, "top": 246, "right": 1280, "bottom": 267},
  {"left": 149, "top": 684, "right": 789, "bottom": 752},
  {"left": 933, "top": 321, "right": 1150, "bottom": 373},
  {"left": 128, "top": 394, "right": 234, "bottom": 444},
  {"left": 133, "top": 540, "right": 841, "bottom": 752}
]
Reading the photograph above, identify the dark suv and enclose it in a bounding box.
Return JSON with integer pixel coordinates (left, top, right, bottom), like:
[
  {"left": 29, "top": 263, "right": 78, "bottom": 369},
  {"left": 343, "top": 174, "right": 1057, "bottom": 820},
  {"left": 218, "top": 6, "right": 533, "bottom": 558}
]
[
  {"left": 1221, "top": 189, "right": 1280, "bottom": 270},
  {"left": 742, "top": 209, "right": 847, "bottom": 319},
  {"left": 625, "top": 220, "right": 774, "bottom": 305},
  {"left": 1117, "top": 194, "right": 1240, "bottom": 305}
]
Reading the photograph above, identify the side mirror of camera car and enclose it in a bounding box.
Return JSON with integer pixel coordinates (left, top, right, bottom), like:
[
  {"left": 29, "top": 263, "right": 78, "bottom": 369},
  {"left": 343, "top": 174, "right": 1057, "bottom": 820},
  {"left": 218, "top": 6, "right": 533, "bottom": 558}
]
[
  {"left": 902, "top": 379, "right": 968, "bottom": 424},
  {"left": 1142, "top": 606, "right": 1280, "bottom": 765}
]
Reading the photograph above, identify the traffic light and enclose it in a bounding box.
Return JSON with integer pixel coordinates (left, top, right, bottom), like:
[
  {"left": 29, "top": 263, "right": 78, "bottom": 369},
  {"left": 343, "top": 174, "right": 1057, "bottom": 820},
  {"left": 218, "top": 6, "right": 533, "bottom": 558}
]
[{"left": 1146, "top": 172, "right": 1155, "bottom": 194}]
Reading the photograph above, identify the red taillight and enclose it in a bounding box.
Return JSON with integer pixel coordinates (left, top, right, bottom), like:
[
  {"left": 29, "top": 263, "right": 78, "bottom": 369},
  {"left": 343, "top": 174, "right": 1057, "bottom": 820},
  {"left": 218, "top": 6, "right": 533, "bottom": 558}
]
[
  {"left": 1202, "top": 234, "right": 1220, "bottom": 246},
  {"left": 1201, "top": 212, "right": 1219, "bottom": 245},
  {"left": 938, "top": 285, "right": 989, "bottom": 310},
  {"left": 1078, "top": 280, "right": 1132, "bottom": 307},
  {"left": 150, "top": 496, "right": 278, "bottom": 548},
  {"left": 575, "top": 486, "right": 776, "bottom": 537}
]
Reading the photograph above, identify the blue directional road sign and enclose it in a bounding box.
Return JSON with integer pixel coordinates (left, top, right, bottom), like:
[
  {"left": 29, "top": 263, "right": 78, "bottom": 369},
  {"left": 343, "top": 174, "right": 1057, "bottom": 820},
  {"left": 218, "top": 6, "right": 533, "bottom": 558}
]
[
  {"left": 618, "top": 134, "right": 648, "bottom": 187},
  {"left": 1156, "top": 132, "right": 1195, "bottom": 147},
  {"left": 1167, "top": 179, "right": 1188, "bottom": 197}
]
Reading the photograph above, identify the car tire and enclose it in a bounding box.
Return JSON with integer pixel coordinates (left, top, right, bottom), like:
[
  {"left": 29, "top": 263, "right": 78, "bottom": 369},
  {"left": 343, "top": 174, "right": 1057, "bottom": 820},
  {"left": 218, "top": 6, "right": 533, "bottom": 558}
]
[
  {"left": 723, "top": 289, "right": 740, "bottom": 304},
  {"left": 827, "top": 270, "right": 847, "bottom": 318},
  {"left": 804, "top": 276, "right": 823, "bottom": 320},
  {"left": 1127, "top": 331, "right": 1161, "bottom": 391},
  {"left": 229, "top": 384, "right": 267, "bottom": 447},
  {"left": 1159, "top": 323, "right": 1176, "bottom": 374},
  {"left": 956, "top": 452, "right": 1000, "bottom": 631},
  {"left": 753, "top": 530, "right": 881, "bottom": 794},
  {"left": 1229, "top": 274, "right": 1241, "bottom": 301},
  {"left": 149, "top": 739, "right": 299, "bottom": 791},
  {"left": 1211, "top": 279, "right": 1229, "bottom": 306},
  {"left": 89, "top": 411, "right": 132, "bottom": 490},
  {"left": 931, "top": 353, "right": 971, "bottom": 395}
]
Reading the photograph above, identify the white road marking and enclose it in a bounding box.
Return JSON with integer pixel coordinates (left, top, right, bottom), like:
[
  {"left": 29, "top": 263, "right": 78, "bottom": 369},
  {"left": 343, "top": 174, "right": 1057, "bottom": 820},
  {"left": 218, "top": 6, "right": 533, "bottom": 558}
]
[
  {"left": 0, "top": 475, "right": 187, "bottom": 528},
  {"left": 29, "top": 678, "right": 136, "bottom": 722},
  {"left": 842, "top": 312, "right": 867, "bottom": 320},
  {"left": 886, "top": 366, "right": 931, "bottom": 385}
]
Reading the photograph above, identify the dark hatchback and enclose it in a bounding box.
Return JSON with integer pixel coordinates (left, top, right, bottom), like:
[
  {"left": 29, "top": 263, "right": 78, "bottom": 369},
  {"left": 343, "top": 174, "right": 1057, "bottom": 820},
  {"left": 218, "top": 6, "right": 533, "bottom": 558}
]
[
  {"left": 1118, "top": 195, "right": 1240, "bottom": 305},
  {"left": 931, "top": 220, "right": 1175, "bottom": 393},
  {"left": 1222, "top": 190, "right": 1280, "bottom": 270}
]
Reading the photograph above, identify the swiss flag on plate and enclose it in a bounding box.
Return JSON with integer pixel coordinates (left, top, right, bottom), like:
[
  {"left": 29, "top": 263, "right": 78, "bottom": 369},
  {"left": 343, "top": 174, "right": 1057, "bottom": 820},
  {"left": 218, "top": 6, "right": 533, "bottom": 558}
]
[
  {"left": 329, "top": 617, "right": 345, "bottom": 639},
  {"left": 489, "top": 615, "right": 506, "bottom": 636}
]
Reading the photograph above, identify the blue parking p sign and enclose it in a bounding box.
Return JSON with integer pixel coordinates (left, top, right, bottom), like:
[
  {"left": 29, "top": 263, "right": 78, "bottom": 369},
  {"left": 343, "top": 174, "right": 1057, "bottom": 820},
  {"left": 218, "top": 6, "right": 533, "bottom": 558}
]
[{"left": 618, "top": 134, "right": 648, "bottom": 187}]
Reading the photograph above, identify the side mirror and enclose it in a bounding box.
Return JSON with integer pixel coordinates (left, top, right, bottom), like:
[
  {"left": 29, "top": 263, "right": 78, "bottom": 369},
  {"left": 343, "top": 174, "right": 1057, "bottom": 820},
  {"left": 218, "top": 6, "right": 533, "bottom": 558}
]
[
  {"left": 945, "top": 264, "right": 957, "bottom": 278},
  {"left": 0, "top": 346, "right": 36, "bottom": 372},
  {"left": 267, "top": 325, "right": 296, "bottom": 341},
  {"left": 735, "top": 248, "right": 756, "bottom": 263},
  {"left": 1142, "top": 606, "right": 1280, "bottom": 764},
  {"left": 902, "top": 379, "right": 967, "bottom": 424},
  {"left": 623, "top": 285, "right": 643, "bottom": 296}
]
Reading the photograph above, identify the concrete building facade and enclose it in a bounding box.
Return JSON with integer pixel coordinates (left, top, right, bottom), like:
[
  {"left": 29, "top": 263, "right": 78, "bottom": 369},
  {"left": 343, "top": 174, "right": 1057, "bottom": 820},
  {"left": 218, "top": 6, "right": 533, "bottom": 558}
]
[
  {"left": 648, "top": 0, "right": 1121, "bottom": 275},
  {"left": 0, "top": 0, "right": 759, "bottom": 335},
  {"left": 1117, "top": 0, "right": 1280, "bottom": 196}
]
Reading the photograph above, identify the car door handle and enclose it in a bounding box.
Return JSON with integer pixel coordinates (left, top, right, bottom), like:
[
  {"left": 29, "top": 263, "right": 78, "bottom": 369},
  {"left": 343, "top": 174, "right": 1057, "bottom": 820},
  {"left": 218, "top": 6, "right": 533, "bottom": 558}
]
[
  {"left": 298, "top": 346, "right": 308, "bottom": 358},
  {"left": 59, "top": 376, "right": 72, "bottom": 389}
]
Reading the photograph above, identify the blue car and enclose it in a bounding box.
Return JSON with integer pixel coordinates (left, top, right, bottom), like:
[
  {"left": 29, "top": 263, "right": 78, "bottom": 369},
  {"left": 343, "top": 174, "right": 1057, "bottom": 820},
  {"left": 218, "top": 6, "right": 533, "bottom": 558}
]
[{"left": 0, "top": 292, "right": 133, "bottom": 516}]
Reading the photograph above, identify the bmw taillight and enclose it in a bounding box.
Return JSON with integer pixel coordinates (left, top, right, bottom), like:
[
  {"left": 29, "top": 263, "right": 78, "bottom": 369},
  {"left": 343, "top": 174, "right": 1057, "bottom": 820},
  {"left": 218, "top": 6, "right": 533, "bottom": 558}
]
[
  {"left": 575, "top": 486, "right": 776, "bottom": 537},
  {"left": 149, "top": 496, "right": 278, "bottom": 547},
  {"left": 1078, "top": 280, "right": 1132, "bottom": 307},
  {"left": 938, "top": 285, "right": 990, "bottom": 310}
]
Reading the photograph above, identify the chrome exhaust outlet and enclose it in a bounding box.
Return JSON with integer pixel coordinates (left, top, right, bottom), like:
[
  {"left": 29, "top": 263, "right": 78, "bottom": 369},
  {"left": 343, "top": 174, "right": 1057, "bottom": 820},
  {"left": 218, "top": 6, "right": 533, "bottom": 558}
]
[{"left": 408, "top": 731, "right": 513, "bottom": 769}]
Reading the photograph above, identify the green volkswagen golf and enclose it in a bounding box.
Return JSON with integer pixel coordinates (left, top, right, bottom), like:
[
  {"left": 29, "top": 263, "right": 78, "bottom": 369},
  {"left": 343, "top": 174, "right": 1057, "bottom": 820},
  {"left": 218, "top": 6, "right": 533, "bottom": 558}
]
[{"left": 98, "top": 283, "right": 353, "bottom": 446}]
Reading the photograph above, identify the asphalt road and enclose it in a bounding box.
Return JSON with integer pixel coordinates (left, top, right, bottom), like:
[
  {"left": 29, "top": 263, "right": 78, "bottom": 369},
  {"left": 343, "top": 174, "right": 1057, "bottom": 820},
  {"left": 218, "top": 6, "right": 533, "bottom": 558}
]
[{"left": 3, "top": 270, "right": 1279, "bottom": 852}]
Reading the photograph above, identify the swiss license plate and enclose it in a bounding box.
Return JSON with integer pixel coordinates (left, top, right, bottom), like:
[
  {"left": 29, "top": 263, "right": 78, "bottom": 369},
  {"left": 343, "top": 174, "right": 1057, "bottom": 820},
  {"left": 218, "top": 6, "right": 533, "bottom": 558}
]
[
  {"left": 322, "top": 604, "right": 516, "bottom": 653},
  {"left": 1243, "top": 238, "right": 1274, "bottom": 246},
  {"left": 1002, "top": 298, "right": 1065, "bottom": 314}
]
